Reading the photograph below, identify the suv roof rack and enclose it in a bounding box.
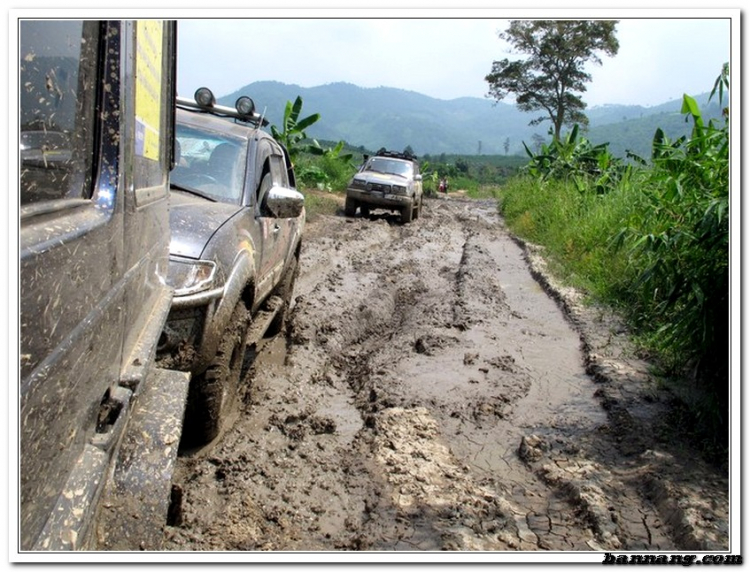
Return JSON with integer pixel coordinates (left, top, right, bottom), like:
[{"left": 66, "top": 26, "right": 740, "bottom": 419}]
[
  {"left": 375, "top": 148, "right": 418, "bottom": 162},
  {"left": 176, "top": 87, "right": 269, "bottom": 127}
]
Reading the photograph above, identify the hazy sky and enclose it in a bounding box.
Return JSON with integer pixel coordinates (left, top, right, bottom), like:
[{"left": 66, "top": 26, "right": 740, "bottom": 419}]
[{"left": 176, "top": 10, "right": 734, "bottom": 109}]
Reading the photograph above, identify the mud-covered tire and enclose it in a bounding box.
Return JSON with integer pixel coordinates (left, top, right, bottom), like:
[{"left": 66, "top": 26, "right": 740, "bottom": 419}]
[
  {"left": 266, "top": 254, "right": 300, "bottom": 337},
  {"left": 413, "top": 196, "right": 422, "bottom": 220},
  {"left": 344, "top": 197, "right": 357, "bottom": 217},
  {"left": 401, "top": 202, "right": 414, "bottom": 224},
  {"left": 182, "top": 302, "right": 250, "bottom": 447}
]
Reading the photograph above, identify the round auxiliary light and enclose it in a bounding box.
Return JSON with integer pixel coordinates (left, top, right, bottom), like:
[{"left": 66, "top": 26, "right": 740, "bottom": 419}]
[
  {"left": 235, "top": 96, "right": 255, "bottom": 117},
  {"left": 194, "top": 87, "right": 215, "bottom": 108}
]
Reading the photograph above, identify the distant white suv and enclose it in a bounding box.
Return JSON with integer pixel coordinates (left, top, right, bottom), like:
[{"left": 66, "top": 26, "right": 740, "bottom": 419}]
[{"left": 345, "top": 149, "right": 423, "bottom": 223}]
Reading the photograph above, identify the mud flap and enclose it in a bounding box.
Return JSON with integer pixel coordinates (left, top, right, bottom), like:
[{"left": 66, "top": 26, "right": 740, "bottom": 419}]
[{"left": 93, "top": 367, "right": 190, "bottom": 551}]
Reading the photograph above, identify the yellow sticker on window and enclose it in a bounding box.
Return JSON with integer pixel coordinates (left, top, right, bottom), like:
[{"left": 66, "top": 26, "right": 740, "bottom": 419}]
[{"left": 135, "top": 21, "right": 163, "bottom": 161}]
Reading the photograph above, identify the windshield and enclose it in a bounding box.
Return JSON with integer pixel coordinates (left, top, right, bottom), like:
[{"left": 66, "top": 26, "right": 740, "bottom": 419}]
[
  {"left": 364, "top": 157, "right": 413, "bottom": 178},
  {"left": 171, "top": 122, "right": 247, "bottom": 204}
]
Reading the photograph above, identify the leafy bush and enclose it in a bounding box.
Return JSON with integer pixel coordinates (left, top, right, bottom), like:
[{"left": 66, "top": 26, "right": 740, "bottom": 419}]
[
  {"left": 522, "top": 124, "right": 628, "bottom": 194},
  {"left": 296, "top": 149, "right": 356, "bottom": 192},
  {"left": 615, "top": 86, "right": 729, "bottom": 405}
]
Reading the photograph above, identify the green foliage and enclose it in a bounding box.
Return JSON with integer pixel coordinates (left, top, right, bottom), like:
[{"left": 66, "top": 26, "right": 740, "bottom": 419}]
[
  {"left": 421, "top": 154, "right": 526, "bottom": 187},
  {"left": 295, "top": 150, "right": 357, "bottom": 192},
  {"left": 500, "top": 65, "right": 731, "bottom": 451},
  {"left": 486, "top": 20, "right": 619, "bottom": 141},
  {"left": 522, "top": 124, "right": 628, "bottom": 194},
  {"left": 614, "top": 89, "right": 729, "bottom": 402},
  {"left": 267, "top": 95, "right": 357, "bottom": 192},
  {"left": 270, "top": 96, "right": 322, "bottom": 160},
  {"left": 499, "top": 174, "right": 636, "bottom": 302}
]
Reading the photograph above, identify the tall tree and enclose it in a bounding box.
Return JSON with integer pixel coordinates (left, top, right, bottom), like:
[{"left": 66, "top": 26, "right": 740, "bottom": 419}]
[{"left": 486, "top": 20, "right": 619, "bottom": 141}]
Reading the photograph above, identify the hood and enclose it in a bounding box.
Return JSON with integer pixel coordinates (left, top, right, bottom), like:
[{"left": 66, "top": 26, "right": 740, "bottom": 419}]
[
  {"left": 354, "top": 171, "right": 407, "bottom": 185},
  {"left": 169, "top": 190, "right": 242, "bottom": 259}
]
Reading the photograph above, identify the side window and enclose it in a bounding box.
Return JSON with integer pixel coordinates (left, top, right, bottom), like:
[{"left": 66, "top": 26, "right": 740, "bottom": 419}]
[
  {"left": 255, "top": 140, "right": 288, "bottom": 216},
  {"left": 19, "top": 21, "right": 99, "bottom": 206},
  {"left": 257, "top": 160, "right": 272, "bottom": 211},
  {"left": 269, "top": 152, "right": 288, "bottom": 188}
]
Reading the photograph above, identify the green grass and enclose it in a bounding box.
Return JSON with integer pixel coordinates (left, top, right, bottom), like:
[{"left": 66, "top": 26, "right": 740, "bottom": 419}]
[
  {"left": 299, "top": 189, "right": 344, "bottom": 221},
  {"left": 498, "top": 175, "right": 639, "bottom": 305}
]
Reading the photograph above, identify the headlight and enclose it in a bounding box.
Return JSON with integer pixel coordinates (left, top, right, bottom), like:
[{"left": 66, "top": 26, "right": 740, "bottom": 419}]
[
  {"left": 392, "top": 185, "right": 407, "bottom": 195},
  {"left": 167, "top": 258, "right": 217, "bottom": 296},
  {"left": 350, "top": 178, "right": 367, "bottom": 189}
]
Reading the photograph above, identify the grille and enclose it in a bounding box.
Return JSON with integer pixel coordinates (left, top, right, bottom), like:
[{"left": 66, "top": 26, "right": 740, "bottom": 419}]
[{"left": 367, "top": 182, "right": 390, "bottom": 193}]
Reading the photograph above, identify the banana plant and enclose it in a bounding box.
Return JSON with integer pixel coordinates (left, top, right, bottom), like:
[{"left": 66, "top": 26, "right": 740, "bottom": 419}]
[
  {"left": 270, "top": 96, "right": 321, "bottom": 161},
  {"left": 308, "top": 139, "right": 354, "bottom": 163},
  {"left": 522, "top": 124, "right": 623, "bottom": 190}
]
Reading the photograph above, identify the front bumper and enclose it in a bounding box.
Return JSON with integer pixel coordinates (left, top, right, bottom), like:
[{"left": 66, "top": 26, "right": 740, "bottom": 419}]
[{"left": 347, "top": 188, "right": 413, "bottom": 209}]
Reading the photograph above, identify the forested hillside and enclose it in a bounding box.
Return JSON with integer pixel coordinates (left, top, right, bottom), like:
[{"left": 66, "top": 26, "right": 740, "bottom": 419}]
[{"left": 217, "top": 81, "right": 722, "bottom": 158}]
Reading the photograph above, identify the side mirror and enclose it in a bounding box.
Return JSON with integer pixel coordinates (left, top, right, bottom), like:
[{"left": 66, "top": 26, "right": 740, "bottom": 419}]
[
  {"left": 414, "top": 174, "right": 423, "bottom": 181},
  {"left": 264, "top": 186, "right": 305, "bottom": 219}
]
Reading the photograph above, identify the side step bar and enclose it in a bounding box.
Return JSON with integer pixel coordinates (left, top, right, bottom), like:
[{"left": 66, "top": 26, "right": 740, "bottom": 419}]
[
  {"left": 92, "top": 367, "right": 190, "bottom": 551},
  {"left": 245, "top": 295, "right": 283, "bottom": 347}
]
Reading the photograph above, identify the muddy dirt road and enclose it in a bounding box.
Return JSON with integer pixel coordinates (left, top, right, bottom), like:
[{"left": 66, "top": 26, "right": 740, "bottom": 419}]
[{"left": 163, "top": 196, "right": 729, "bottom": 555}]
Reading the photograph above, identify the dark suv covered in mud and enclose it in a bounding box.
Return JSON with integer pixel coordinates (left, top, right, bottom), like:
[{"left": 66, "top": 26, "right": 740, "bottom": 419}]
[
  {"left": 157, "top": 88, "right": 305, "bottom": 446},
  {"left": 345, "top": 149, "right": 423, "bottom": 223}
]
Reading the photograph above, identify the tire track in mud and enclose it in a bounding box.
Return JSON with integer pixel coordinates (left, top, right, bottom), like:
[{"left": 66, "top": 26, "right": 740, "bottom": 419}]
[{"left": 163, "top": 197, "right": 726, "bottom": 553}]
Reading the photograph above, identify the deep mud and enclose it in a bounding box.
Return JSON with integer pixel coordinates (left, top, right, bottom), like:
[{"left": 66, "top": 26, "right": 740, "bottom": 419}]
[{"left": 163, "top": 195, "right": 729, "bottom": 556}]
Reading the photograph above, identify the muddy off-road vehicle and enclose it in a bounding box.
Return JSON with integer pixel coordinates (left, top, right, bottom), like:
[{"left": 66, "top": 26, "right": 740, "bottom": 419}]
[
  {"left": 156, "top": 88, "right": 305, "bottom": 446},
  {"left": 19, "top": 20, "right": 187, "bottom": 551},
  {"left": 345, "top": 149, "right": 423, "bottom": 223}
]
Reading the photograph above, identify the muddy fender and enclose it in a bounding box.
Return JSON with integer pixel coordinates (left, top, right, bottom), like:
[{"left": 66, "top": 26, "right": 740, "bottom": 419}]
[{"left": 196, "top": 251, "right": 255, "bottom": 371}]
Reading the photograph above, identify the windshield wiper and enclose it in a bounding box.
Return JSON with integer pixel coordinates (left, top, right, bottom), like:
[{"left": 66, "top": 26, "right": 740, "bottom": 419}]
[{"left": 170, "top": 183, "right": 217, "bottom": 202}]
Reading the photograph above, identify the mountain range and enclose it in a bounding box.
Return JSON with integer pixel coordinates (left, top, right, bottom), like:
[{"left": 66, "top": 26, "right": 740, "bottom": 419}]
[{"left": 216, "top": 81, "right": 724, "bottom": 159}]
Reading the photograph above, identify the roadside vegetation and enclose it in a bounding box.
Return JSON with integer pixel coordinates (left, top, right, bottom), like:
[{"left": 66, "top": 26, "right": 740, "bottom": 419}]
[{"left": 499, "top": 66, "right": 731, "bottom": 460}]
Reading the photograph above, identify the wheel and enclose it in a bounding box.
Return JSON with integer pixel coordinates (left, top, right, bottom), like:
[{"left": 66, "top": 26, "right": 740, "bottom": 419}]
[
  {"left": 344, "top": 197, "right": 357, "bottom": 217},
  {"left": 412, "top": 197, "right": 421, "bottom": 220},
  {"left": 266, "top": 254, "right": 300, "bottom": 337},
  {"left": 182, "top": 302, "right": 250, "bottom": 446},
  {"left": 401, "top": 202, "right": 414, "bottom": 224}
]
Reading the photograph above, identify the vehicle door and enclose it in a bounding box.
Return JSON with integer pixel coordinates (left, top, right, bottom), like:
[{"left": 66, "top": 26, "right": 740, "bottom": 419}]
[
  {"left": 252, "top": 138, "right": 295, "bottom": 301},
  {"left": 18, "top": 20, "right": 175, "bottom": 550}
]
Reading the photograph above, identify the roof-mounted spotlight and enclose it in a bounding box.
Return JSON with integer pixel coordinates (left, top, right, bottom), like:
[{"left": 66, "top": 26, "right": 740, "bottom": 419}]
[
  {"left": 235, "top": 96, "right": 256, "bottom": 117},
  {"left": 194, "top": 87, "right": 215, "bottom": 108}
]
